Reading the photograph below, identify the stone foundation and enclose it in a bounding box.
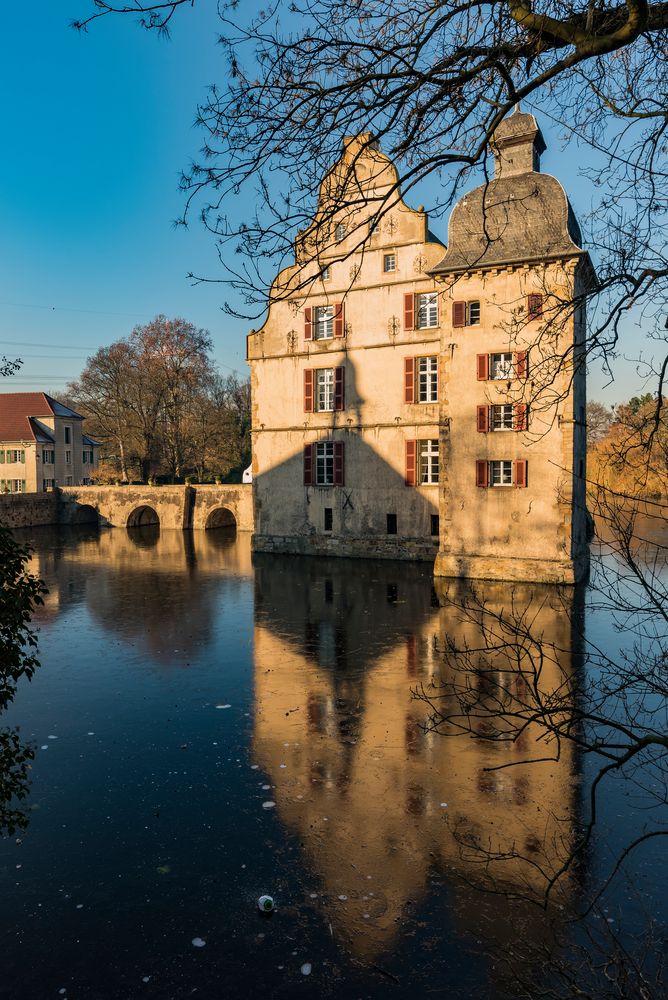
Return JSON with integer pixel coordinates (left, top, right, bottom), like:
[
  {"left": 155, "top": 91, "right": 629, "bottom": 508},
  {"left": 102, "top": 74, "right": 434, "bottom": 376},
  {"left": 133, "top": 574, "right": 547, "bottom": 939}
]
[
  {"left": 252, "top": 533, "right": 438, "bottom": 562},
  {"left": 0, "top": 493, "right": 58, "bottom": 529},
  {"left": 434, "top": 549, "right": 589, "bottom": 585}
]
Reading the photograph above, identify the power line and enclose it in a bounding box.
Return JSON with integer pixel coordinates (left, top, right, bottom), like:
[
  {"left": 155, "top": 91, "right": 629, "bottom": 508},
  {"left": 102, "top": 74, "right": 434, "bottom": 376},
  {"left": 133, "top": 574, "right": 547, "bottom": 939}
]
[{"left": 0, "top": 301, "right": 156, "bottom": 319}]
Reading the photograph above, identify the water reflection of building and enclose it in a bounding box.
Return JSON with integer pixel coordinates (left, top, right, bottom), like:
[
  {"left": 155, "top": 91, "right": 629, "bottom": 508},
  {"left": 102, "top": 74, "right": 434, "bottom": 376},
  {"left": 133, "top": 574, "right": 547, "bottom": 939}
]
[
  {"left": 252, "top": 554, "right": 582, "bottom": 962},
  {"left": 23, "top": 527, "right": 253, "bottom": 662}
]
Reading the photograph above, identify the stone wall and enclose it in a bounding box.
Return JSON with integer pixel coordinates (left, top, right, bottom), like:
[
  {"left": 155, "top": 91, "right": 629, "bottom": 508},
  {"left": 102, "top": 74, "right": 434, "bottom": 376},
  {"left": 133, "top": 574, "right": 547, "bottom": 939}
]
[{"left": 0, "top": 492, "right": 58, "bottom": 529}]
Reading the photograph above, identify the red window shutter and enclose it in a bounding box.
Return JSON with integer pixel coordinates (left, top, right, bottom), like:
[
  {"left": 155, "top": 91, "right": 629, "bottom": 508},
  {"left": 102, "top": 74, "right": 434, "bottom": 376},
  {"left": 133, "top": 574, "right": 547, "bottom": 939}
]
[
  {"left": 476, "top": 405, "right": 489, "bottom": 433},
  {"left": 452, "top": 301, "right": 466, "bottom": 327},
  {"left": 403, "top": 293, "right": 415, "bottom": 331},
  {"left": 527, "top": 293, "right": 543, "bottom": 319},
  {"left": 303, "top": 444, "right": 314, "bottom": 486},
  {"left": 476, "top": 354, "right": 489, "bottom": 381},
  {"left": 513, "top": 459, "right": 528, "bottom": 488},
  {"left": 476, "top": 460, "right": 488, "bottom": 488},
  {"left": 304, "top": 307, "right": 312, "bottom": 341},
  {"left": 405, "top": 440, "right": 417, "bottom": 487},
  {"left": 333, "top": 441, "right": 345, "bottom": 485},
  {"left": 334, "top": 302, "right": 345, "bottom": 338},
  {"left": 334, "top": 367, "right": 345, "bottom": 411},
  {"left": 304, "top": 369, "right": 314, "bottom": 412},
  {"left": 516, "top": 350, "right": 528, "bottom": 379},
  {"left": 514, "top": 403, "right": 527, "bottom": 431},
  {"left": 404, "top": 357, "right": 415, "bottom": 403}
]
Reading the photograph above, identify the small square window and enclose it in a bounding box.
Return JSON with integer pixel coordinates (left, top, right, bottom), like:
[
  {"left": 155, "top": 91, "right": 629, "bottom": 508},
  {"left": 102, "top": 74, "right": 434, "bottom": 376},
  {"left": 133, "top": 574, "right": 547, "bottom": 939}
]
[
  {"left": 430, "top": 514, "right": 440, "bottom": 537},
  {"left": 386, "top": 513, "right": 397, "bottom": 535},
  {"left": 383, "top": 254, "right": 396, "bottom": 273},
  {"left": 324, "top": 507, "right": 333, "bottom": 531}
]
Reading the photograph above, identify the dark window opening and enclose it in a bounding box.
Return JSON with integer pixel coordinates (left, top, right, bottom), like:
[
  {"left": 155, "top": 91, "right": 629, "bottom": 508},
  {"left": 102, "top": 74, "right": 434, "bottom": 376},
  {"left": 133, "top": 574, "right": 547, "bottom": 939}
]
[
  {"left": 387, "top": 583, "right": 398, "bottom": 604},
  {"left": 431, "top": 514, "right": 440, "bottom": 537},
  {"left": 324, "top": 579, "right": 333, "bottom": 603},
  {"left": 324, "top": 507, "right": 333, "bottom": 531},
  {"left": 386, "top": 513, "right": 397, "bottom": 535}
]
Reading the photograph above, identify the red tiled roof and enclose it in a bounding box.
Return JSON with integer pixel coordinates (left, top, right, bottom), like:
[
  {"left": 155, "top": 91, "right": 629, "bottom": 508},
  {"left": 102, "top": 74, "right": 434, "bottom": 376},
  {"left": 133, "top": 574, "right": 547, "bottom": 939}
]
[{"left": 0, "top": 392, "right": 82, "bottom": 442}]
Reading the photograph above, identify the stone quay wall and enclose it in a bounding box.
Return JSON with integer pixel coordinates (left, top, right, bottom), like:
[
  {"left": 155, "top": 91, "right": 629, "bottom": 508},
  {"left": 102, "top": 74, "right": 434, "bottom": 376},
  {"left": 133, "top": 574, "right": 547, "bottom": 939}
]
[{"left": 0, "top": 493, "right": 59, "bottom": 529}]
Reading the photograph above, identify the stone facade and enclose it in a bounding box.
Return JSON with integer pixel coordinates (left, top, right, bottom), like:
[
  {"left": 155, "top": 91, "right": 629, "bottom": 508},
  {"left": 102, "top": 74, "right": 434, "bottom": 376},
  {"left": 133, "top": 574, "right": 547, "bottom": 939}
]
[{"left": 248, "top": 111, "right": 591, "bottom": 584}]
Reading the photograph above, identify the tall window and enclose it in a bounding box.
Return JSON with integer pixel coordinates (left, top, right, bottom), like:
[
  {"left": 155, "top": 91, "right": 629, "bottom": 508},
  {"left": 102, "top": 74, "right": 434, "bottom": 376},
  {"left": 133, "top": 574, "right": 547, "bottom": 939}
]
[
  {"left": 419, "top": 439, "right": 439, "bottom": 484},
  {"left": 383, "top": 254, "right": 396, "bottom": 273},
  {"left": 416, "top": 293, "right": 438, "bottom": 329},
  {"left": 315, "top": 305, "right": 334, "bottom": 340},
  {"left": 490, "top": 460, "right": 513, "bottom": 486},
  {"left": 65, "top": 450, "right": 72, "bottom": 465},
  {"left": 315, "top": 368, "right": 334, "bottom": 411},
  {"left": 335, "top": 222, "right": 346, "bottom": 241},
  {"left": 64, "top": 426, "right": 71, "bottom": 444},
  {"left": 417, "top": 357, "right": 438, "bottom": 402},
  {"left": 315, "top": 442, "right": 334, "bottom": 485},
  {"left": 491, "top": 404, "right": 514, "bottom": 430},
  {"left": 321, "top": 265, "right": 331, "bottom": 282},
  {"left": 42, "top": 449, "right": 55, "bottom": 464},
  {"left": 490, "top": 353, "right": 514, "bottom": 380}
]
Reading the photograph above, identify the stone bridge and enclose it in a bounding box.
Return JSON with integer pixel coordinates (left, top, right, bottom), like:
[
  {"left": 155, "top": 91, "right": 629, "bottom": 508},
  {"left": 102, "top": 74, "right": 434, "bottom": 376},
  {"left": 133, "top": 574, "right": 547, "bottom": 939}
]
[{"left": 57, "top": 484, "right": 254, "bottom": 532}]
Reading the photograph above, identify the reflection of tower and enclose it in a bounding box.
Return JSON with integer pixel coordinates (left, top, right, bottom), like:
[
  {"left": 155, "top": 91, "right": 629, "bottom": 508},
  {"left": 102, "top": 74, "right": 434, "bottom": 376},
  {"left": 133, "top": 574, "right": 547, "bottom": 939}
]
[{"left": 252, "top": 554, "right": 583, "bottom": 967}]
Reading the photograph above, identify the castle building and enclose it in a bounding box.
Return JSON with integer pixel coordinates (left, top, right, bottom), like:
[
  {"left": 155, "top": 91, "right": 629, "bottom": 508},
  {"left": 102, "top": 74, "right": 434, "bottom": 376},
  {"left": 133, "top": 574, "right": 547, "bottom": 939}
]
[
  {"left": 0, "top": 392, "right": 99, "bottom": 492},
  {"left": 247, "top": 111, "right": 592, "bottom": 584}
]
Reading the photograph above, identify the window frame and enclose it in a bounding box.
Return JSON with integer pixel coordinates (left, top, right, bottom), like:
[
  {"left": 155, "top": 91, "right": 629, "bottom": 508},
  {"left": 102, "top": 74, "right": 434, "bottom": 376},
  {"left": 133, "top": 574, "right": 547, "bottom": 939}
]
[
  {"left": 417, "top": 356, "right": 438, "bottom": 403},
  {"left": 418, "top": 438, "right": 439, "bottom": 485},
  {"left": 315, "top": 441, "right": 335, "bottom": 486},
  {"left": 491, "top": 404, "right": 515, "bottom": 431},
  {"left": 490, "top": 352, "right": 514, "bottom": 380},
  {"left": 416, "top": 292, "right": 439, "bottom": 329},
  {"left": 314, "top": 305, "right": 334, "bottom": 340},
  {"left": 315, "top": 368, "right": 335, "bottom": 412},
  {"left": 490, "top": 460, "right": 514, "bottom": 486},
  {"left": 383, "top": 253, "right": 396, "bottom": 273}
]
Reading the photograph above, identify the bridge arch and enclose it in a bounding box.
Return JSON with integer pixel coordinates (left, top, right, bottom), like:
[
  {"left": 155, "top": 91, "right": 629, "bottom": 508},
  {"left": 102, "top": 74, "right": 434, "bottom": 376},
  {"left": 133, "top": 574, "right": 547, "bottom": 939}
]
[
  {"left": 72, "top": 504, "right": 99, "bottom": 525},
  {"left": 205, "top": 506, "right": 237, "bottom": 531},
  {"left": 127, "top": 505, "right": 160, "bottom": 528}
]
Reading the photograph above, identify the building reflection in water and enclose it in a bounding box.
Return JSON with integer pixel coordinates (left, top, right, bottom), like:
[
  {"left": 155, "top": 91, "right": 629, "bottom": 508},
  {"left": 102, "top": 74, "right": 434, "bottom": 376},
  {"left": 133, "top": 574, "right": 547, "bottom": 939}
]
[
  {"left": 23, "top": 525, "right": 253, "bottom": 664},
  {"left": 252, "top": 554, "right": 584, "bottom": 964}
]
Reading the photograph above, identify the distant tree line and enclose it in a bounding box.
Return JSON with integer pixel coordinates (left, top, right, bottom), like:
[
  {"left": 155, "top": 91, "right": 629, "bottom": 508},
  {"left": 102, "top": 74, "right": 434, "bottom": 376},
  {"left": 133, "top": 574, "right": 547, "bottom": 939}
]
[
  {"left": 66, "top": 316, "right": 251, "bottom": 484},
  {"left": 587, "top": 395, "right": 667, "bottom": 499}
]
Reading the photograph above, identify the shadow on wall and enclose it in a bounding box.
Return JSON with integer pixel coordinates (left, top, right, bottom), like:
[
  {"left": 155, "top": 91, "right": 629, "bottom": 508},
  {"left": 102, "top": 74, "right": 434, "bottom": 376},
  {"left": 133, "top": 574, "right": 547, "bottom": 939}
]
[
  {"left": 251, "top": 551, "right": 585, "bottom": 971},
  {"left": 254, "top": 354, "right": 439, "bottom": 559}
]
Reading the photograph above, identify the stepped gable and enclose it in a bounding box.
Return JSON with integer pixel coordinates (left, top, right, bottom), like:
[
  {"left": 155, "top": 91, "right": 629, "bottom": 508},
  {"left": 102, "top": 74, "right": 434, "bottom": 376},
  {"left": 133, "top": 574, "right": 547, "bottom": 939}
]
[{"left": 430, "top": 110, "right": 584, "bottom": 275}]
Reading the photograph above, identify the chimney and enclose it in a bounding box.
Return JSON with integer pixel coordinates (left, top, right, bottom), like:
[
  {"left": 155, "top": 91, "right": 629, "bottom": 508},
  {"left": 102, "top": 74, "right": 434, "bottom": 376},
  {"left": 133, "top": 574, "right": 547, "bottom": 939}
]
[{"left": 490, "top": 110, "right": 546, "bottom": 179}]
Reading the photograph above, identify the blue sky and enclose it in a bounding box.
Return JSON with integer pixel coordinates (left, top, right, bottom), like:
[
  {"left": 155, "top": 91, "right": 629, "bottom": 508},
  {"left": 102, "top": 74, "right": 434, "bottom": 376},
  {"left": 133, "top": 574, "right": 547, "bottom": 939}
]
[{"left": 0, "top": 2, "right": 654, "bottom": 403}]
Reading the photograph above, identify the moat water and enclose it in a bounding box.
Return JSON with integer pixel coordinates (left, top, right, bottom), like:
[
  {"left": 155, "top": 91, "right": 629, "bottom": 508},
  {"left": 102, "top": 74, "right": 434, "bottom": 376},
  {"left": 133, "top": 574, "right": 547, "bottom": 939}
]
[{"left": 0, "top": 525, "right": 665, "bottom": 999}]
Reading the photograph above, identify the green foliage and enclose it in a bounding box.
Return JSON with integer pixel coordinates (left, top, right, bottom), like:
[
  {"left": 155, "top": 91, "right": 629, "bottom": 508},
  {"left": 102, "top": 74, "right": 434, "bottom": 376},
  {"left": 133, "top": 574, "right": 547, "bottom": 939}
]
[
  {"left": 0, "top": 524, "right": 46, "bottom": 836},
  {"left": 0, "top": 526, "right": 45, "bottom": 712}
]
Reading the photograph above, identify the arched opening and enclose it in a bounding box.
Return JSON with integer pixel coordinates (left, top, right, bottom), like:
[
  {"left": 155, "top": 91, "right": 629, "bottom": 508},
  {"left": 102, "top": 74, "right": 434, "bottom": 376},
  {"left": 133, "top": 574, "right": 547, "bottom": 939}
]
[
  {"left": 72, "top": 504, "right": 99, "bottom": 525},
  {"left": 127, "top": 505, "right": 160, "bottom": 528},
  {"left": 205, "top": 507, "right": 237, "bottom": 532}
]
